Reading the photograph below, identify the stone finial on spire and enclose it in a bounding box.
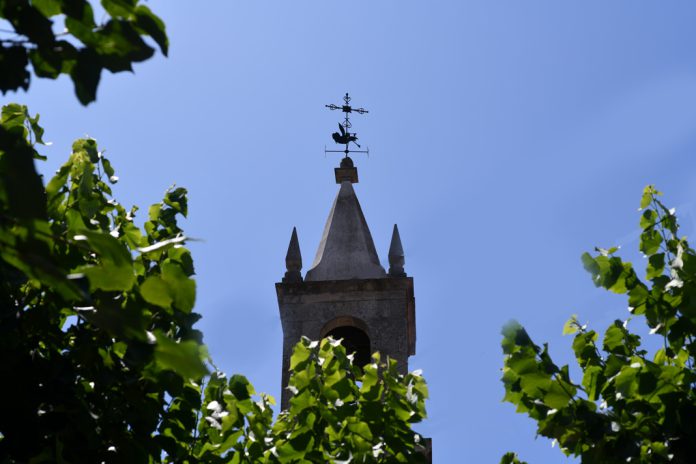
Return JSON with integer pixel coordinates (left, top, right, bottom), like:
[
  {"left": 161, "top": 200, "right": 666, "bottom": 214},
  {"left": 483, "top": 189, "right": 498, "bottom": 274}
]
[
  {"left": 388, "top": 224, "right": 406, "bottom": 277},
  {"left": 283, "top": 227, "right": 303, "bottom": 283},
  {"left": 334, "top": 156, "right": 359, "bottom": 184}
]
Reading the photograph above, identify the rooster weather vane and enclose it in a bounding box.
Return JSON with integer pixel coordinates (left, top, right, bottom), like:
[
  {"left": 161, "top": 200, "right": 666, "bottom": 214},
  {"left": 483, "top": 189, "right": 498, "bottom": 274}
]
[{"left": 325, "top": 93, "right": 369, "bottom": 158}]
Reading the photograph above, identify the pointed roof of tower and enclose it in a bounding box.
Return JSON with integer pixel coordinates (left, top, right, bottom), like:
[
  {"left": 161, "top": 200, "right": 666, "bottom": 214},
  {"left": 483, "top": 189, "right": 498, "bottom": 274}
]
[{"left": 305, "top": 178, "right": 386, "bottom": 281}]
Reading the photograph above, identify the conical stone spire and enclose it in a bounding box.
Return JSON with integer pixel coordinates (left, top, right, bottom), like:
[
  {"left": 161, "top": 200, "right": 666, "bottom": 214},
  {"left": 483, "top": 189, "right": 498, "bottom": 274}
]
[
  {"left": 305, "top": 180, "right": 386, "bottom": 281},
  {"left": 388, "top": 224, "right": 406, "bottom": 277},
  {"left": 283, "top": 227, "right": 303, "bottom": 283}
]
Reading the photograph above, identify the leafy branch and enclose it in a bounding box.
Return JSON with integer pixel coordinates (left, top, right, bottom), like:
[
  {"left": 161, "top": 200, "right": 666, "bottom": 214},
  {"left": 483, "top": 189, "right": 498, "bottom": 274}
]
[
  {"left": 500, "top": 185, "right": 696, "bottom": 464},
  {"left": 0, "top": 0, "right": 168, "bottom": 104}
]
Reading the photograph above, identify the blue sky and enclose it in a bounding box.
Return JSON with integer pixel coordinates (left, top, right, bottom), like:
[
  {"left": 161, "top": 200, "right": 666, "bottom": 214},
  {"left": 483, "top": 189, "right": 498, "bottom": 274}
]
[{"left": 7, "top": 1, "right": 696, "bottom": 461}]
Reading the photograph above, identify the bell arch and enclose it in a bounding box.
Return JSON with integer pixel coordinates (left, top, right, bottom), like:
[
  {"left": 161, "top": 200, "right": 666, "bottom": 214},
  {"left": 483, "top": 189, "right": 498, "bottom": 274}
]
[{"left": 321, "top": 316, "right": 371, "bottom": 367}]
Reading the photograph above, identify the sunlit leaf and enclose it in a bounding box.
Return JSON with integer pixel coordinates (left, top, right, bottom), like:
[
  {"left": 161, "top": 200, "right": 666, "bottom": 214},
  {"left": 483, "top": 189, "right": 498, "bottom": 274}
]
[{"left": 154, "top": 331, "right": 208, "bottom": 379}]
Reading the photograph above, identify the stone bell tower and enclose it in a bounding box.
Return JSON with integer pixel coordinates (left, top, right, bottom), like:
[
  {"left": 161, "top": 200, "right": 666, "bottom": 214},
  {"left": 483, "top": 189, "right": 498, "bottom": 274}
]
[{"left": 276, "top": 153, "right": 416, "bottom": 408}]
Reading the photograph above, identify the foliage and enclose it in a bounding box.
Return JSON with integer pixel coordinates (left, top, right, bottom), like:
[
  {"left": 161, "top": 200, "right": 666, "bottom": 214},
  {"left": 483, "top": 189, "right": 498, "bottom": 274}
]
[
  {"left": 194, "top": 337, "right": 429, "bottom": 463},
  {"left": 0, "top": 103, "right": 429, "bottom": 462},
  {"left": 499, "top": 452, "right": 528, "bottom": 464},
  {"left": 500, "top": 186, "right": 696, "bottom": 464},
  {"left": 0, "top": 0, "right": 167, "bottom": 104},
  {"left": 0, "top": 102, "right": 207, "bottom": 462}
]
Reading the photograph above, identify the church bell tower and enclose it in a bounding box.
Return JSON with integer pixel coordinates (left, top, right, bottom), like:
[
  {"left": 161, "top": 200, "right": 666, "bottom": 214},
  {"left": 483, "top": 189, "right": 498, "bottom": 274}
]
[{"left": 276, "top": 94, "right": 417, "bottom": 408}]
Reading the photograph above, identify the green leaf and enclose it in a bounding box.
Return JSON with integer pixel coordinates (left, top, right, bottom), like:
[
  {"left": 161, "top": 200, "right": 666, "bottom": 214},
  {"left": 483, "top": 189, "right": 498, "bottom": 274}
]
[
  {"left": 27, "top": 113, "right": 46, "bottom": 145},
  {"left": 581, "top": 252, "right": 600, "bottom": 283},
  {"left": 542, "top": 380, "right": 574, "bottom": 409},
  {"left": 164, "top": 186, "right": 188, "bottom": 216},
  {"left": 500, "top": 452, "right": 528, "bottom": 464},
  {"left": 640, "top": 229, "right": 662, "bottom": 256},
  {"left": 640, "top": 209, "right": 657, "bottom": 230},
  {"left": 628, "top": 283, "right": 649, "bottom": 315},
  {"left": 501, "top": 320, "right": 535, "bottom": 354},
  {"left": 0, "top": 137, "right": 47, "bottom": 220},
  {"left": 290, "top": 339, "right": 312, "bottom": 370},
  {"left": 0, "top": 222, "right": 85, "bottom": 301},
  {"left": 563, "top": 315, "right": 579, "bottom": 335},
  {"left": 637, "top": 370, "right": 658, "bottom": 397},
  {"left": 76, "top": 231, "right": 135, "bottom": 291},
  {"left": 614, "top": 365, "right": 638, "bottom": 397},
  {"left": 141, "top": 275, "right": 173, "bottom": 308},
  {"left": 1, "top": 103, "right": 29, "bottom": 132},
  {"left": 95, "top": 19, "right": 154, "bottom": 72},
  {"left": 582, "top": 365, "right": 603, "bottom": 401},
  {"left": 148, "top": 203, "right": 162, "bottom": 221},
  {"left": 70, "top": 49, "right": 102, "bottom": 105},
  {"left": 346, "top": 421, "right": 373, "bottom": 441},
  {"left": 228, "top": 375, "right": 254, "bottom": 400},
  {"left": 140, "top": 261, "right": 195, "bottom": 312},
  {"left": 72, "top": 137, "right": 99, "bottom": 161},
  {"left": 572, "top": 330, "right": 599, "bottom": 366},
  {"left": 134, "top": 5, "right": 168, "bottom": 55},
  {"left": 164, "top": 261, "right": 195, "bottom": 311},
  {"left": 101, "top": 0, "right": 137, "bottom": 18},
  {"left": 30, "top": 47, "right": 64, "bottom": 79},
  {"left": 288, "top": 389, "right": 316, "bottom": 412},
  {"left": 32, "top": 0, "right": 62, "bottom": 17},
  {"left": 122, "top": 221, "right": 146, "bottom": 249},
  {"left": 275, "top": 439, "right": 306, "bottom": 461},
  {"left": 63, "top": 2, "right": 98, "bottom": 41},
  {"left": 0, "top": 45, "right": 31, "bottom": 93},
  {"left": 101, "top": 156, "right": 115, "bottom": 177},
  {"left": 603, "top": 322, "right": 629, "bottom": 356},
  {"left": 153, "top": 331, "right": 208, "bottom": 379},
  {"left": 640, "top": 185, "right": 657, "bottom": 210},
  {"left": 647, "top": 253, "right": 665, "bottom": 280}
]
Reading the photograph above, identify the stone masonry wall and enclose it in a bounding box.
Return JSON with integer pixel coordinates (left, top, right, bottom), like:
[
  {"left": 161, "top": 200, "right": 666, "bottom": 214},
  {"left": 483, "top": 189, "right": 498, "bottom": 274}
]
[{"left": 276, "top": 277, "right": 415, "bottom": 409}]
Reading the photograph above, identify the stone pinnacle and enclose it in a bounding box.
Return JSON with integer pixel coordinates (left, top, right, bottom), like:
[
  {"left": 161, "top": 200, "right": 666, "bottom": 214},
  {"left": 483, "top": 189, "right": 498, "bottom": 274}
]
[
  {"left": 283, "top": 227, "right": 303, "bottom": 282},
  {"left": 388, "top": 224, "right": 406, "bottom": 277}
]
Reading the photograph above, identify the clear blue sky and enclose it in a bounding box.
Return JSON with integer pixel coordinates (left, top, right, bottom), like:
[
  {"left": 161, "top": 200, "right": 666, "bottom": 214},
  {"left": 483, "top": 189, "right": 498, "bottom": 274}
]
[{"left": 7, "top": 1, "right": 696, "bottom": 461}]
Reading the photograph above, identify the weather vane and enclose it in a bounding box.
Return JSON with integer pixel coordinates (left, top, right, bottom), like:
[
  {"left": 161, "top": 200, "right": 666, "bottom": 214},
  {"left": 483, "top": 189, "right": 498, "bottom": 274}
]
[{"left": 325, "top": 93, "right": 370, "bottom": 158}]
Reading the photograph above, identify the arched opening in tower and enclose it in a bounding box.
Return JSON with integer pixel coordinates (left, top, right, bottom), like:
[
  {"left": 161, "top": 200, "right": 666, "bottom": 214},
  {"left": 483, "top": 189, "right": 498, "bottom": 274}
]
[{"left": 324, "top": 326, "right": 371, "bottom": 368}]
